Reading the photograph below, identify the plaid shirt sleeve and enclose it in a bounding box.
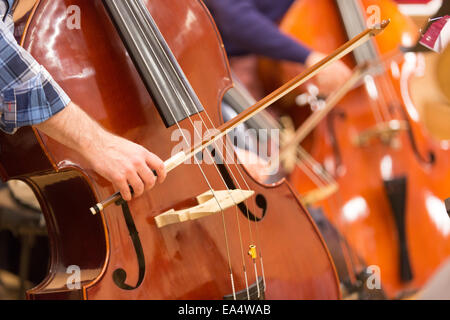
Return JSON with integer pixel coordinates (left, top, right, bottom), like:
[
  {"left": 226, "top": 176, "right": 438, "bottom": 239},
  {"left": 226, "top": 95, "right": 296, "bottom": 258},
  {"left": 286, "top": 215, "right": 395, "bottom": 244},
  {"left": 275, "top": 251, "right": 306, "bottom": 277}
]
[{"left": 0, "top": 3, "right": 70, "bottom": 134}]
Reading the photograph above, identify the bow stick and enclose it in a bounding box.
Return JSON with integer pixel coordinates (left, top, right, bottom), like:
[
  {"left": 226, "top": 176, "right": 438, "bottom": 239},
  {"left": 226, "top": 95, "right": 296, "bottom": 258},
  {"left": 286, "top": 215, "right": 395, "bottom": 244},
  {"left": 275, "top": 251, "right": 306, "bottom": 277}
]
[{"left": 90, "top": 20, "right": 390, "bottom": 215}]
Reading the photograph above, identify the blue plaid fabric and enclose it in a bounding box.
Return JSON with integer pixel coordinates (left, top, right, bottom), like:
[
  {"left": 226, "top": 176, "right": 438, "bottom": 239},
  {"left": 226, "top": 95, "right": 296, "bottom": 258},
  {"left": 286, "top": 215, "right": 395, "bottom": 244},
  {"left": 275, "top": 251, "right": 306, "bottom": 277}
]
[
  {"left": 3, "top": 0, "right": 13, "bottom": 17},
  {"left": 0, "top": 0, "right": 70, "bottom": 134}
]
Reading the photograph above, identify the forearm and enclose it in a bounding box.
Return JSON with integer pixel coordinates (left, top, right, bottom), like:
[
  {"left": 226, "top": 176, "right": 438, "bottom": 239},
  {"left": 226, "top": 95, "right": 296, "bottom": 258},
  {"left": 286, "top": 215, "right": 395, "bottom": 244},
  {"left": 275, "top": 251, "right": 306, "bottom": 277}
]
[
  {"left": 34, "top": 101, "right": 167, "bottom": 201},
  {"left": 34, "top": 101, "right": 110, "bottom": 157}
]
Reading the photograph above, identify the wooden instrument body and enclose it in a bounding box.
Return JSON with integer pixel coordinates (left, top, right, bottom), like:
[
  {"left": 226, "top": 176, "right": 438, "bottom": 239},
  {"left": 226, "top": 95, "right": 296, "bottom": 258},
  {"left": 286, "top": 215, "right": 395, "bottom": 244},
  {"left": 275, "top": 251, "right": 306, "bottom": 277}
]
[
  {"left": 0, "top": 0, "right": 340, "bottom": 299},
  {"left": 261, "top": 0, "right": 450, "bottom": 297}
]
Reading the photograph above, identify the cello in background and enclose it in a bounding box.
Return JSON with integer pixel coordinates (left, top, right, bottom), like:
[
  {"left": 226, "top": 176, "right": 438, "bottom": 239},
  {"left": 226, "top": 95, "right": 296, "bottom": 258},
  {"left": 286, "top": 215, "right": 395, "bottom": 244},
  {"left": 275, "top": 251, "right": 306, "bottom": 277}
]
[
  {"left": 0, "top": 0, "right": 342, "bottom": 299},
  {"left": 259, "top": 0, "right": 450, "bottom": 298},
  {"left": 222, "top": 78, "right": 386, "bottom": 299}
]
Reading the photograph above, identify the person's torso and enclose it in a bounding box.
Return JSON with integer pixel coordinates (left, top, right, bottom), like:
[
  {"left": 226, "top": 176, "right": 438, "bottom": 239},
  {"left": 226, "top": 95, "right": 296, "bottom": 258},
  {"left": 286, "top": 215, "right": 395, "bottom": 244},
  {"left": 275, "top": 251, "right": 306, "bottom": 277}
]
[
  {"left": 207, "top": 0, "right": 295, "bottom": 57},
  {"left": 250, "top": 0, "right": 294, "bottom": 23}
]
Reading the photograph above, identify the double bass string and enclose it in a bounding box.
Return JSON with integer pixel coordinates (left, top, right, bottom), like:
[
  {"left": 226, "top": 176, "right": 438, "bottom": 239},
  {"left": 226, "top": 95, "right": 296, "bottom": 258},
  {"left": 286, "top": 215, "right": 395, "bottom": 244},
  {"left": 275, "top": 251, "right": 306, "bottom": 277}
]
[
  {"left": 142, "top": 14, "right": 258, "bottom": 297},
  {"left": 192, "top": 93, "right": 268, "bottom": 297},
  {"left": 172, "top": 100, "right": 255, "bottom": 299},
  {"left": 130, "top": 1, "right": 242, "bottom": 298},
  {"left": 163, "top": 47, "right": 265, "bottom": 297},
  {"left": 158, "top": 84, "right": 240, "bottom": 299},
  {"left": 137, "top": 0, "right": 269, "bottom": 294}
]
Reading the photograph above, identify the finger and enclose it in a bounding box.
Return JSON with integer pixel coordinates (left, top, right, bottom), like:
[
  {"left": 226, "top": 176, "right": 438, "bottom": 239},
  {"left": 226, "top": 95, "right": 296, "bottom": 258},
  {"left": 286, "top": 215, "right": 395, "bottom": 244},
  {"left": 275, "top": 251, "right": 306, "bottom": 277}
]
[
  {"left": 117, "top": 179, "right": 132, "bottom": 202},
  {"left": 137, "top": 164, "right": 157, "bottom": 191},
  {"left": 127, "top": 170, "right": 145, "bottom": 199},
  {"left": 146, "top": 153, "right": 167, "bottom": 183}
]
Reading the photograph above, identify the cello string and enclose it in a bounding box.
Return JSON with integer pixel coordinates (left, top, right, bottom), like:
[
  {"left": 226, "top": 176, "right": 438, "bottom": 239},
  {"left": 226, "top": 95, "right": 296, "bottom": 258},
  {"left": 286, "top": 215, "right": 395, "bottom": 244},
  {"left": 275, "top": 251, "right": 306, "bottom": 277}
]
[
  {"left": 374, "top": 54, "right": 419, "bottom": 166},
  {"left": 361, "top": 17, "right": 400, "bottom": 124},
  {"left": 361, "top": 61, "right": 390, "bottom": 124},
  {"left": 370, "top": 52, "right": 403, "bottom": 105},
  {"left": 209, "top": 122, "right": 267, "bottom": 288}
]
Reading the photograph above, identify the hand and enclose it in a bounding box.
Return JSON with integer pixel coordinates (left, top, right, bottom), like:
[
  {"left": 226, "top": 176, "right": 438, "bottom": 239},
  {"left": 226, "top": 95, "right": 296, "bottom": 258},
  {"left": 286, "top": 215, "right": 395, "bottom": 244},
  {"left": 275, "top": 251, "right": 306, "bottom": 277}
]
[
  {"left": 35, "top": 102, "right": 167, "bottom": 202},
  {"left": 305, "top": 51, "right": 353, "bottom": 96},
  {"left": 84, "top": 133, "right": 167, "bottom": 201}
]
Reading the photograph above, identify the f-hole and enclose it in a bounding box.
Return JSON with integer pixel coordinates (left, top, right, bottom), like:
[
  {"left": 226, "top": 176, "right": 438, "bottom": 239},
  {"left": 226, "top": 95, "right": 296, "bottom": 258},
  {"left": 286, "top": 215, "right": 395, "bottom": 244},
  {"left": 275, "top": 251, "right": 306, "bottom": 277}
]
[
  {"left": 112, "top": 199, "right": 146, "bottom": 290},
  {"left": 209, "top": 148, "right": 267, "bottom": 222},
  {"left": 397, "top": 104, "right": 435, "bottom": 166}
]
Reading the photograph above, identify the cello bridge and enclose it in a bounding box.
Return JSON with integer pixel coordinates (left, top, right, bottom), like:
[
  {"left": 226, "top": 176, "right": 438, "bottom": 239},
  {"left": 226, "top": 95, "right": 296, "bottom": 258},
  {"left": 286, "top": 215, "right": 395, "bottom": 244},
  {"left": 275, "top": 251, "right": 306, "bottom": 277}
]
[{"left": 353, "top": 120, "right": 408, "bottom": 148}]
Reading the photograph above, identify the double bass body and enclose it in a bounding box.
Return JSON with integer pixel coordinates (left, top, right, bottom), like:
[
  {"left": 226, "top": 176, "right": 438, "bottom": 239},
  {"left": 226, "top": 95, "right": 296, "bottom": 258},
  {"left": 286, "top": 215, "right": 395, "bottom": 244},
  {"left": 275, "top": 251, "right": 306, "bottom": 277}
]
[{"left": 0, "top": 0, "right": 340, "bottom": 299}]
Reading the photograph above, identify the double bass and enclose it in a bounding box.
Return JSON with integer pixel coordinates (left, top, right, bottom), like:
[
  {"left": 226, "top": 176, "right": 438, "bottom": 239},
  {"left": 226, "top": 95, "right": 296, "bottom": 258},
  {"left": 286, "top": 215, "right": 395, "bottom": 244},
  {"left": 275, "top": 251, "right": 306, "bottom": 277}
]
[
  {"left": 0, "top": 0, "right": 347, "bottom": 299},
  {"left": 260, "top": 0, "right": 450, "bottom": 298}
]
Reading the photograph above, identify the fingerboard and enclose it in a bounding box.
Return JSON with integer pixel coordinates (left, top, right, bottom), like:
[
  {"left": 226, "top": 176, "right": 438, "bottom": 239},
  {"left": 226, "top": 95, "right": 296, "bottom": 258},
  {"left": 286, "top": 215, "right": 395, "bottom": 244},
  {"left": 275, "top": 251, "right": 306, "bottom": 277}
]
[
  {"left": 103, "top": 0, "right": 204, "bottom": 127},
  {"left": 335, "top": 0, "right": 380, "bottom": 65}
]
